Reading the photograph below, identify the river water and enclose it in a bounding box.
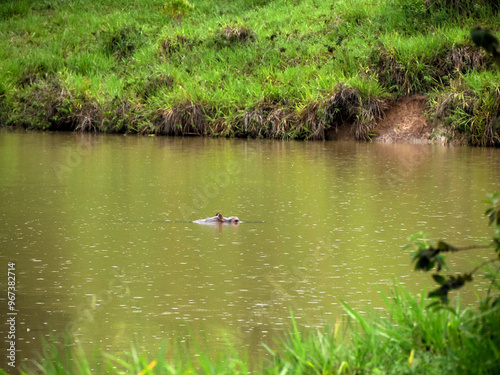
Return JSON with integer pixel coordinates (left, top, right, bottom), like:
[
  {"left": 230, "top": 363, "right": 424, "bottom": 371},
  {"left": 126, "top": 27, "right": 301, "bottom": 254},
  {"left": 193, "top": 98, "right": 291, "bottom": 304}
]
[{"left": 1, "top": 131, "right": 499, "bottom": 368}]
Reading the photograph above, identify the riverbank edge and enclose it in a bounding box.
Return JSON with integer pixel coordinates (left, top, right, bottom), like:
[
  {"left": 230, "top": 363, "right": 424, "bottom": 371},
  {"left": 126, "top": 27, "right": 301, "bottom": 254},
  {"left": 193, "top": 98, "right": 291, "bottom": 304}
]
[
  {"left": 1, "top": 75, "right": 498, "bottom": 146},
  {"left": 0, "top": 92, "right": 490, "bottom": 146}
]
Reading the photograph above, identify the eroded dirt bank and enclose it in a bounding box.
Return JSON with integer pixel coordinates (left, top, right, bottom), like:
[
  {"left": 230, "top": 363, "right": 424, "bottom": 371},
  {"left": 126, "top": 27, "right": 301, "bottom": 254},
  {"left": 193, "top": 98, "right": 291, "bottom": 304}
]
[
  {"left": 373, "top": 96, "right": 435, "bottom": 144},
  {"left": 327, "top": 95, "right": 443, "bottom": 145},
  {"left": 343, "top": 95, "right": 466, "bottom": 146}
]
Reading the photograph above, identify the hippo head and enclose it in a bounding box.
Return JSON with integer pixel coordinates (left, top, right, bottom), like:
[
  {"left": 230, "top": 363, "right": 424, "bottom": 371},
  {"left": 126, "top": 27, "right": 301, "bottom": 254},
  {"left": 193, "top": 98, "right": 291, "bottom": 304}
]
[{"left": 214, "top": 213, "right": 240, "bottom": 224}]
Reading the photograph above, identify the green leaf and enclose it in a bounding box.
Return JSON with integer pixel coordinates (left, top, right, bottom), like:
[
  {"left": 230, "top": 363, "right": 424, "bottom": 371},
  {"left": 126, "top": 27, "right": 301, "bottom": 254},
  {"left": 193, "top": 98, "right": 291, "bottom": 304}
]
[
  {"left": 432, "top": 274, "right": 446, "bottom": 285},
  {"left": 435, "top": 254, "right": 446, "bottom": 271},
  {"left": 428, "top": 286, "right": 449, "bottom": 304},
  {"left": 426, "top": 300, "right": 441, "bottom": 309},
  {"left": 340, "top": 300, "right": 373, "bottom": 335},
  {"left": 414, "top": 255, "right": 435, "bottom": 272}
]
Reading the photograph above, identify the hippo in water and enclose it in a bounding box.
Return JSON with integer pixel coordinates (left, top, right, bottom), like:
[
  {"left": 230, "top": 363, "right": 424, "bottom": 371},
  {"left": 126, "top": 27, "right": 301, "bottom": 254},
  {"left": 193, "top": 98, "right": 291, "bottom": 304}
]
[{"left": 193, "top": 213, "right": 240, "bottom": 224}]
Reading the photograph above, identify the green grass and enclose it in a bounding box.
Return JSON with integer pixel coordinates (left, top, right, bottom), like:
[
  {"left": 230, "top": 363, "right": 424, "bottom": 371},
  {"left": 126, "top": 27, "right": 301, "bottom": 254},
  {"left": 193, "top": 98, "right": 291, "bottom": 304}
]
[
  {"left": 264, "top": 288, "right": 500, "bottom": 374},
  {"left": 0, "top": 0, "right": 499, "bottom": 143},
  {"left": 9, "top": 286, "right": 500, "bottom": 374},
  {"left": 428, "top": 70, "right": 500, "bottom": 146}
]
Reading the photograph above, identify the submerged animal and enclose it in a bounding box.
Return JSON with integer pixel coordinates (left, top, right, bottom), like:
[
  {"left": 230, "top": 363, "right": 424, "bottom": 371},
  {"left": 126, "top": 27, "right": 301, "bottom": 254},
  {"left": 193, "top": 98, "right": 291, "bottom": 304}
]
[{"left": 193, "top": 212, "right": 240, "bottom": 224}]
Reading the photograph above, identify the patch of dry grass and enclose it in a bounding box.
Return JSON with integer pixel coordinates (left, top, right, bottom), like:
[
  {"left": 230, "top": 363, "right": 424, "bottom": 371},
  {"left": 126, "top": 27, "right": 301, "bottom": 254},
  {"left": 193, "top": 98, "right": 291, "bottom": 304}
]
[{"left": 154, "top": 102, "right": 209, "bottom": 136}]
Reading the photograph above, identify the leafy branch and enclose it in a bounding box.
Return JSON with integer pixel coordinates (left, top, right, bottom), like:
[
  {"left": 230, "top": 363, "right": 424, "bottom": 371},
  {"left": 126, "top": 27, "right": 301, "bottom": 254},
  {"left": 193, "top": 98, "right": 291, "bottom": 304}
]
[{"left": 406, "top": 193, "right": 500, "bottom": 306}]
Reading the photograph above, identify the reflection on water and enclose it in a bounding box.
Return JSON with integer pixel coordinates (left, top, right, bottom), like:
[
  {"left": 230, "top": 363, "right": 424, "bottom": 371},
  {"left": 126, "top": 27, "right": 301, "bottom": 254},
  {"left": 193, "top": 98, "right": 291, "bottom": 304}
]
[{"left": 0, "top": 131, "right": 499, "bottom": 366}]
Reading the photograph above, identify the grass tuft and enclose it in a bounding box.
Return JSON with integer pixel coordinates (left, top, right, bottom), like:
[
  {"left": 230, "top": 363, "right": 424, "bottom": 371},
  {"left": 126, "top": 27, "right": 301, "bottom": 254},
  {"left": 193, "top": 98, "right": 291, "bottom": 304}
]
[
  {"left": 160, "top": 34, "right": 195, "bottom": 57},
  {"left": 322, "top": 83, "right": 390, "bottom": 141},
  {"left": 214, "top": 23, "right": 256, "bottom": 46},
  {"left": 142, "top": 74, "right": 175, "bottom": 100},
  {"left": 447, "top": 43, "right": 490, "bottom": 73},
  {"left": 430, "top": 76, "right": 500, "bottom": 146},
  {"left": 236, "top": 101, "right": 297, "bottom": 139},
  {"left": 104, "top": 25, "right": 146, "bottom": 61},
  {"left": 297, "top": 101, "right": 328, "bottom": 140},
  {"left": 154, "top": 101, "right": 209, "bottom": 136},
  {"left": 75, "top": 102, "right": 102, "bottom": 132}
]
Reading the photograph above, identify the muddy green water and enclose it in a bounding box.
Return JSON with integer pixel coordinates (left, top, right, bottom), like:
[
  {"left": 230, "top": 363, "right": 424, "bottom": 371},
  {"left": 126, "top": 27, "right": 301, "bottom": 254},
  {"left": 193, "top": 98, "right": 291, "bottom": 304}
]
[{"left": 1, "top": 131, "right": 500, "bottom": 368}]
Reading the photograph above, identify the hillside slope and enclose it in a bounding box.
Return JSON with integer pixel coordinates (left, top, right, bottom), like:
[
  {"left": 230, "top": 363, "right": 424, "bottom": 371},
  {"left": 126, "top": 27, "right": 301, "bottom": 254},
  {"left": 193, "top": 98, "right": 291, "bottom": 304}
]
[{"left": 0, "top": 0, "right": 499, "bottom": 145}]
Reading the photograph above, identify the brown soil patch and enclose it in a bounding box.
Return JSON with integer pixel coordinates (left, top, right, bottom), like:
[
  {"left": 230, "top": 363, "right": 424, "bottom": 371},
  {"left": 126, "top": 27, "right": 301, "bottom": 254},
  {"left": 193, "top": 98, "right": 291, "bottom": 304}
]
[
  {"left": 372, "top": 95, "right": 434, "bottom": 144},
  {"left": 326, "top": 122, "right": 357, "bottom": 141}
]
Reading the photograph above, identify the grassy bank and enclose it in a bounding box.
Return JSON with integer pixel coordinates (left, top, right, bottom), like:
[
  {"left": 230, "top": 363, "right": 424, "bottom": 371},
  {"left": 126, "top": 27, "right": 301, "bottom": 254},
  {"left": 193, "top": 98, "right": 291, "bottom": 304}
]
[
  {"left": 6, "top": 287, "right": 500, "bottom": 374},
  {"left": 0, "top": 0, "right": 499, "bottom": 145}
]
